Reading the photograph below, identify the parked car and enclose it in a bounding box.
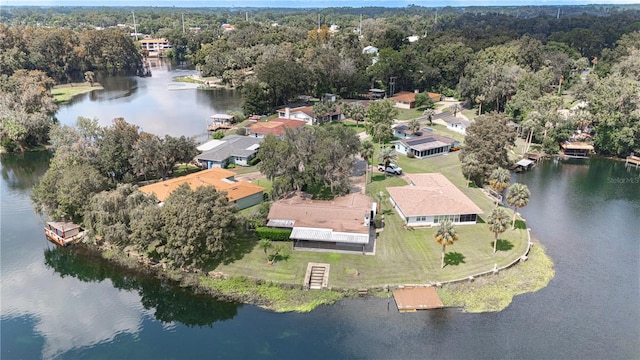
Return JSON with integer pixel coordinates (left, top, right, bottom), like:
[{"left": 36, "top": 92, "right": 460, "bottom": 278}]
[{"left": 377, "top": 163, "right": 403, "bottom": 175}]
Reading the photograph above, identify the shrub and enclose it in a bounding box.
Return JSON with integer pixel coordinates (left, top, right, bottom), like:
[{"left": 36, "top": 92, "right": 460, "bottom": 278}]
[
  {"left": 255, "top": 227, "right": 292, "bottom": 241},
  {"left": 407, "top": 152, "right": 415, "bottom": 159},
  {"left": 248, "top": 156, "right": 261, "bottom": 166},
  {"left": 212, "top": 131, "right": 225, "bottom": 139}
]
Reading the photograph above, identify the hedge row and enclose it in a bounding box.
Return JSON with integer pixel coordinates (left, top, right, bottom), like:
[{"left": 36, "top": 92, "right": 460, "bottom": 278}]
[{"left": 255, "top": 227, "right": 292, "bottom": 241}]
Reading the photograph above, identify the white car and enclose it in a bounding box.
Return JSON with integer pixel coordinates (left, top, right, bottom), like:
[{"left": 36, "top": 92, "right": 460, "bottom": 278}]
[{"left": 377, "top": 163, "right": 403, "bottom": 175}]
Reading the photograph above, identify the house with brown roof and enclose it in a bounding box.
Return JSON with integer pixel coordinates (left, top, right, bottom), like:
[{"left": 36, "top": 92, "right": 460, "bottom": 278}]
[
  {"left": 247, "top": 118, "right": 307, "bottom": 138},
  {"left": 392, "top": 126, "right": 459, "bottom": 159},
  {"left": 387, "top": 173, "right": 482, "bottom": 227},
  {"left": 388, "top": 91, "right": 442, "bottom": 109},
  {"left": 139, "top": 168, "right": 264, "bottom": 210},
  {"left": 266, "top": 193, "right": 376, "bottom": 254}
]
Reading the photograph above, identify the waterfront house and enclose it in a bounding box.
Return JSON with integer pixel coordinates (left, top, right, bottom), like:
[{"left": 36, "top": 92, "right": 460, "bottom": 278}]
[
  {"left": 44, "top": 221, "right": 85, "bottom": 246},
  {"left": 387, "top": 173, "right": 482, "bottom": 227},
  {"left": 266, "top": 193, "right": 376, "bottom": 254},
  {"left": 195, "top": 135, "right": 262, "bottom": 168},
  {"left": 247, "top": 118, "right": 307, "bottom": 138},
  {"left": 139, "top": 168, "right": 264, "bottom": 210},
  {"left": 392, "top": 128, "right": 458, "bottom": 159}
]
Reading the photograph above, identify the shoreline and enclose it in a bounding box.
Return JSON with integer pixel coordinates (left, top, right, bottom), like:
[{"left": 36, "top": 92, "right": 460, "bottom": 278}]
[
  {"left": 51, "top": 82, "right": 104, "bottom": 103},
  {"left": 82, "top": 233, "right": 554, "bottom": 313}
]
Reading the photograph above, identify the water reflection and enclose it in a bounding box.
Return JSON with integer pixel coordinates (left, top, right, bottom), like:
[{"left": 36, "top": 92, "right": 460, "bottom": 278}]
[
  {"left": 54, "top": 62, "right": 242, "bottom": 141},
  {"left": 44, "top": 246, "right": 240, "bottom": 327},
  {"left": 0, "top": 151, "right": 51, "bottom": 192}
]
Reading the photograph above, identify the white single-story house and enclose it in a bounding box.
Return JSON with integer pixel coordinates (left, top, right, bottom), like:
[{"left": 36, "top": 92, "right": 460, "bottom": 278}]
[
  {"left": 195, "top": 135, "right": 262, "bottom": 168},
  {"left": 267, "top": 193, "right": 376, "bottom": 254},
  {"left": 444, "top": 117, "right": 474, "bottom": 135},
  {"left": 387, "top": 173, "right": 483, "bottom": 227},
  {"left": 277, "top": 105, "right": 345, "bottom": 125},
  {"left": 393, "top": 130, "right": 459, "bottom": 159}
]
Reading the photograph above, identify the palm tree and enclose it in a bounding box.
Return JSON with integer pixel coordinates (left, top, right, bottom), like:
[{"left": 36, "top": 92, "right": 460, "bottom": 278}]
[
  {"left": 346, "top": 102, "right": 366, "bottom": 129},
  {"left": 422, "top": 109, "right": 434, "bottom": 126},
  {"left": 489, "top": 167, "right": 511, "bottom": 203},
  {"left": 259, "top": 239, "right": 272, "bottom": 261},
  {"left": 449, "top": 103, "right": 462, "bottom": 117},
  {"left": 360, "top": 140, "right": 374, "bottom": 184},
  {"left": 378, "top": 146, "right": 397, "bottom": 178},
  {"left": 434, "top": 221, "right": 459, "bottom": 268},
  {"left": 461, "top": 153, "right": 481, "bottom": 187},
  {"left": 487, "top": 207, "right": 510, "bottom": 253},
  {"left": 408, "top": 118, "right": 421, "bottom": 135},
  {"left": 475, "top": 95, "right": 485, "bottom": 115},
  {"left": 506, "top": 183, "right": 531, "bottom": 228}
]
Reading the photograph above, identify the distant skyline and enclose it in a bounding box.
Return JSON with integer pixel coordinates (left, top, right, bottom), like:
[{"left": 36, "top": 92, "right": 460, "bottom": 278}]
[{"left": 2, "top": 0, "right": 639, "bottom": 8}]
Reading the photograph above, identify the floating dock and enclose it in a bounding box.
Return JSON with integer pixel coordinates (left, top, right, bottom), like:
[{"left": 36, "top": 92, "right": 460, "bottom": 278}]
[{"left": 393, "top": 286, "right": 444, "bottom": 312}]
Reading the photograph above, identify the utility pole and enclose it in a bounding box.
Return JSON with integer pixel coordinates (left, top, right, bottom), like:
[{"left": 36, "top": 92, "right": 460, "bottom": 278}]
[
  {"left": 246, "top": 11, "right": 248, "bottom": 21},
  {"left": 182, "top": 13, "right": 185, "bottom": 33},
  {"left": 359, "top": 14, "right": 362, "bottom": 36},
  {"left": 132, "top": 11, "right": 138, "bottom": 41},
  {"left": 389, "top": 76, "right": 397, "bottom": 98}
]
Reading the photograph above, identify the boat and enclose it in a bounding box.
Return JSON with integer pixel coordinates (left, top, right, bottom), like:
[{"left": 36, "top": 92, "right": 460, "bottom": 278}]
[{"left": 44, "top": 221, "right": 85, "bottom": 246}]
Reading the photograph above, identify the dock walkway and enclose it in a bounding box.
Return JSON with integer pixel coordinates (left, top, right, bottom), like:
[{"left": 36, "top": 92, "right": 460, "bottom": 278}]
[{"left": 392, "top": 286, "right": 444, "bottom": 312}]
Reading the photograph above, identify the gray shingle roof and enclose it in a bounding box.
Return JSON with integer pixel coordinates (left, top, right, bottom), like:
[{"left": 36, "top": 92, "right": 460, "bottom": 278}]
[{"left": 196, "top": 135, "right": 263, "bottom": 162}]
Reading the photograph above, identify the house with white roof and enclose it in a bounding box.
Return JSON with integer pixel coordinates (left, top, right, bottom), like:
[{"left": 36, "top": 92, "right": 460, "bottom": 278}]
[
  {"left": 392, "top": 126, "right": 459, "bottom": 159},
  {"left": 444, "top": 117, "right": 474, "bottom": 135},
  {"left": 387, "top": 173, "right": 483, "bottom": 227}
]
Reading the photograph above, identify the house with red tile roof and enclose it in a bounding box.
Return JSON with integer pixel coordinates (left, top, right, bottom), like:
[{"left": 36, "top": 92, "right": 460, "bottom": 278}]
[
  {"left": 388, "top": 91, "right": 442, "bottom": 109},
  {"left": 247, "top": 118, "right": 307, "bottom": 138},
  {"left": 387, "top": 173, "right": 482, "bottom": 227}
]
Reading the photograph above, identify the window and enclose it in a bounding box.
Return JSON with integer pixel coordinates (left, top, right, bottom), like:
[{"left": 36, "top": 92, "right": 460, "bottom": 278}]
[{"left": 416, "top": 216, "right": 427, "bottom": 222}]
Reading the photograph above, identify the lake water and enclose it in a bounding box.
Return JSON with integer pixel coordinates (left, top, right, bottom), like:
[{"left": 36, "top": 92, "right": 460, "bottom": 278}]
[
  {"left": 1, "top": 65, "right": 639, "bottom": 359},
  {"left": 55, "top": 61, "right": 242, "bottom": 142}
]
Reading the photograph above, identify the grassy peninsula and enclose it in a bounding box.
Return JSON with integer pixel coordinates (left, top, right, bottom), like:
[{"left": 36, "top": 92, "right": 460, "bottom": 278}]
[{"left": 52, "top": 82, "right": 103, "bottom": 103}]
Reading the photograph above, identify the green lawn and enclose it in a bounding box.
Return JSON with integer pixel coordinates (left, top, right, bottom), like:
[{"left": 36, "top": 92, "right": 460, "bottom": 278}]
[
  {"left": 51, "top": 83, "right": 102, "bottom": 103},
  {"left": 214, "top": 148, "right": 529, "bottom": 289}
]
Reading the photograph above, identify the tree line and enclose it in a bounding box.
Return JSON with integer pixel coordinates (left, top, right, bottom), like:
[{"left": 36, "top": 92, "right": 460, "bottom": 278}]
[
  {"left": 0, "top": 24, "right": 144, "bottom": 83},
  {"left": 31, "top": 117, "right": 197, "bottom": 222}
]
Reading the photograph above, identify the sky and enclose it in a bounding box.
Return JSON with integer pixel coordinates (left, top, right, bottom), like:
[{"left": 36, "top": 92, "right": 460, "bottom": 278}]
[{"left": 2, "top": 0, "right": 639, "bottom": 7}]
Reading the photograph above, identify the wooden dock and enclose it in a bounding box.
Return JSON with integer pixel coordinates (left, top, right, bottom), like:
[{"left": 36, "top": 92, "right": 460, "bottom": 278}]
[
  {"left": 626, "top": 155, "right": 640, "bottom": 169},
  {"left": 393, "top": 286, "right": 444, "bottom": 312}
]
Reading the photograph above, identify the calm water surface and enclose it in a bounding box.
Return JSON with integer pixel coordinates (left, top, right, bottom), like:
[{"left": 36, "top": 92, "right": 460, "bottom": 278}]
[
  {"left": 1, "top": 66, "right": 639, "bottom": 359},
  {"left": 55, "top": 61, "right": 242, "bottom": 142}
]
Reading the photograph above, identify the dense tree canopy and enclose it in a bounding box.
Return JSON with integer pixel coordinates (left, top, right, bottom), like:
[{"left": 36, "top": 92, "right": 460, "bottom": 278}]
[
  {"left": 0, "top": 70, "right": 57, "bottom": 151},
  {"left": 460, "top": 113, "right": 516, "bottom": 184},
  {"left": 257, "top": 125, "right": 360, "bottom": 198}
]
